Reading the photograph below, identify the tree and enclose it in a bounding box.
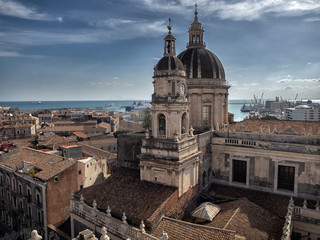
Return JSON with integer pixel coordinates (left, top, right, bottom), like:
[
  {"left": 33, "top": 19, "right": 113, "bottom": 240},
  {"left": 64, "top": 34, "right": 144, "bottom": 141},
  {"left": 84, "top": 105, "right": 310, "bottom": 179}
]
[{"left": 143, "top": 109, "right": 152, "bottom": 130}]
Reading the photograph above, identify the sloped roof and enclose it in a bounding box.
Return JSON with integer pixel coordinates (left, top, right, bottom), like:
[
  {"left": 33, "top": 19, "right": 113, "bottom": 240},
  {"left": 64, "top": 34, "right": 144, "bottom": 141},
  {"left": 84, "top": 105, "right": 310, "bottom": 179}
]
[
  {"left": 79, "top": 144, "right": 116, "bottom": 160},
  {"left": 228, "top": 119, "right": 320, "bottom": 136},
  {"left": 73, "top": 168, "right": 177, "bottom": 227},
  {"left": 207, "top": 198, "right": 283, "bottom": 240},
  {"left": 191, "top": 202, "right": 221, "bottom": 221},
  {"left": 1, "top": 147, "right": 77, "bottom": 181},
  {"left": 73, "top": 132, "right": 89, "bottom": 139},
  {"left": 152, "top": 217, "right": 235, "bottom": 240}
]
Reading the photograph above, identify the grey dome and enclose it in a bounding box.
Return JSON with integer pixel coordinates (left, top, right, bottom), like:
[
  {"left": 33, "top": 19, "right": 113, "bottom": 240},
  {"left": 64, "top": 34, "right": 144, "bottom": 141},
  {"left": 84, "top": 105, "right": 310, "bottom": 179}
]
[
  {"left": 154, "top": 56, "right": 186, "bottom": 77},
  {"left": 178, "top": 48, "right": 225, "bottom": 80}
]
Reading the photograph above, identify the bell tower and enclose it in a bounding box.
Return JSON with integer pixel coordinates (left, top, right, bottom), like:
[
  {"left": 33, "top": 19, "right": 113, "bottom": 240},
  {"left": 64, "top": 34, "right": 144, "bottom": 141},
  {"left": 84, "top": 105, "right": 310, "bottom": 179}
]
[
  {"left": 139, "top": 21, "right": 201, "bottom": 197},
  {"left": 187, "top": 4, "right": 205, "bottom": 49}
]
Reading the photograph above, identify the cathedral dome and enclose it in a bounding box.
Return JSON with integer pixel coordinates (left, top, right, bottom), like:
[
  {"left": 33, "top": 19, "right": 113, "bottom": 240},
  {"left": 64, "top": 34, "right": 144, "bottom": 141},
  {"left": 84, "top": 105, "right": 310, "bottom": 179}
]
[
  {"left": 178, "top": 48, "right": 225, "bottom": 80},
  {"left": 154, "top": 56, "right": 185, "bottom": 77},
  {"left": 177, "top": 6, "right": 226, "bottom": 83},
  {"left": 153, "top": 21, "right": 186, "bottom": 78}
]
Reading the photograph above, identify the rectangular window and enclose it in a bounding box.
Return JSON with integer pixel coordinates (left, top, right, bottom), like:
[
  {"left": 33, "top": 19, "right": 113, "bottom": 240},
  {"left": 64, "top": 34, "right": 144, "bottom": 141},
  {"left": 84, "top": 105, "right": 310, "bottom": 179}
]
[
  {"left": 203, "top": 106, "right": 211, "bottom": 126},
  {"left": 278, "top": 166, "right": 295, "bottom": 191},
  {"left": 233, "top": 160, "right": 247, "bottom": 184}
]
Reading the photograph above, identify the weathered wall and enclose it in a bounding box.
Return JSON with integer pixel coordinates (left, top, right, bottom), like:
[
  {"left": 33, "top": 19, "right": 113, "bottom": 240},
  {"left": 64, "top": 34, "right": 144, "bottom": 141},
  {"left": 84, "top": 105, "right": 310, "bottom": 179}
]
[
  {"left": 117, "top": 133, "right": 144, "bottom": 169},
  {"left": 212, "top": 143, "right": 320, "bottom": 200},
  {"left": 46, "top": 162, "right": 78, "bottom": 225},
  {"left": 197, "top": 131, "right": 213, "bottom": 190}
]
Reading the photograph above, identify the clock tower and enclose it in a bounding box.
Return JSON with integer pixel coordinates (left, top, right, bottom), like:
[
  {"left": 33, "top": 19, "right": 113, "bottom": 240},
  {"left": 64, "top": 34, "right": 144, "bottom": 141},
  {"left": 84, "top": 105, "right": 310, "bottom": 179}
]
[{"left": 139, "top": 22, "right": 201, "bottom": 197}]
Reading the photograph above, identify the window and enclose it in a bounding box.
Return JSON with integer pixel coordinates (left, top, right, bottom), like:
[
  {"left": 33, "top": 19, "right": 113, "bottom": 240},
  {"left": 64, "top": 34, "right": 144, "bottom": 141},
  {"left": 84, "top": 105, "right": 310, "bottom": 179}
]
[
  {"left": 19, "top": 183, "right": 22, "bottom": 195},
  {"left": 181, "top": 113, "right": 187, "bottom": 134},
  {"left": 54, "top": 176, "right": 59, "bottom": 182},
  {"left": 203, "top": 106, "right": 211, "bottom": 126},
  {"left": 278, "top": 166, "right": 295, "bottom": 191},
  {"left": 36, "top": 192, "right": 41, "bottom": 205},
  {"left": 78, "top": 170, "right": 81, "bottom": 175},
  {"left": 80, "top": 185, "right": 83, "bottom": 189},
  {"left": 233, "top": 160, "right": 247, "bottom": 184},
  {"left": 158, "top": 114, "right": 166, "bottom": 136},
  {"left": 28, "top": 206, "right": 32, "bottom": 218}
]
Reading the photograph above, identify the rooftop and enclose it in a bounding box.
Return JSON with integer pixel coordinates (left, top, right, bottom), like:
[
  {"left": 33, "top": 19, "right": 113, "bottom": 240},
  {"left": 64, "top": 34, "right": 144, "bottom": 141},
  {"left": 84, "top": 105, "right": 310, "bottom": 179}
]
[
  {"left": 1, "top": 147, "right": 77, "bottom": 181},
  {"left": 206, "top": 198, "right": 283, "bottom": 240},
  {"left": 73, "top": 168, "right": 177, "bottom": 227},
  {"left": 153, "top": 217, "right": 235, "bottom": 240},
  {"left": 228, "top": 119, "right": 320, "bottom": 136}
]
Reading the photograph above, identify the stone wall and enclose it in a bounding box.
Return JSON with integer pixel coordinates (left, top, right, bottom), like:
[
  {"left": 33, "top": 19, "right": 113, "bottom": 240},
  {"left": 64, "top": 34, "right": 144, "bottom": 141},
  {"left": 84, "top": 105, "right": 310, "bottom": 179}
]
[
  {"left": 197, "top": 131, "right": 213, "bottom": 190},
  {"left": 46, "top": 161, "right": 78, "bottom": 225},
  {"left": 212, "top": 142, "right": 320, "bottom": 200},
  {"left": 117, "top": 133, "right": 144, "bottom": 169}
]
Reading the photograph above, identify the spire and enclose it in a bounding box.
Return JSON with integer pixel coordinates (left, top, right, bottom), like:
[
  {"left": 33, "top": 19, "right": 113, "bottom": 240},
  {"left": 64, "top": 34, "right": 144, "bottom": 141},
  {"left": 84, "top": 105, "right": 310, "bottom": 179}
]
[
  {"left": 194, "top": 3, "right": 198, "bottom": 21},
  {"left": 163, "top": 18, "right": 176, "bottom": 56},
  {"left": 188, "top": 4, "right": 205, "bottom": 49}
]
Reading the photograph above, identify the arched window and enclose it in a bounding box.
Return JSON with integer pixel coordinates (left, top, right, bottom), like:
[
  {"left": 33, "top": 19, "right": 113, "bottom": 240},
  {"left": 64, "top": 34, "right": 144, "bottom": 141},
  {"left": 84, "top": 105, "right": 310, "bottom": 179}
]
[
  {"left": 196, "top": 35, "right": 200, "bottom": 43},
  {"left": 192, "top": 35, "right": 195, "bottom": 43},
  {"left": 202, "top": 171, "right": 207, "bottom": 187},
  {"left": 158, "top": 114, "right": 166, "bottom": 136},
  {"left": 202, "top": 105, "right": 211, "bottom": 126},
  {"left": 181, "top": 113, "right": 187, "bottom": 134}
]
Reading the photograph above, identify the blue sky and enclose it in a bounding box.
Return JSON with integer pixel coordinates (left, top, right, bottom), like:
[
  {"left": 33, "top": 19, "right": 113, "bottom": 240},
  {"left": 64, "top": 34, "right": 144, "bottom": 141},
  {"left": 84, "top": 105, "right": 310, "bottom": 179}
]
[{"left": 0, "top": 0, "right": 319, "bottom": 101}]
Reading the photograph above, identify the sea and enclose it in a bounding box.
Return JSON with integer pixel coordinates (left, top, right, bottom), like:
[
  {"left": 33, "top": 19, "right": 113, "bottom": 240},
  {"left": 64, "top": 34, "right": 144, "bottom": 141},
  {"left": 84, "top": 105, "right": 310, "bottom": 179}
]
[{"left": 0, "top": 100, "right": 248, "bottom": 122}]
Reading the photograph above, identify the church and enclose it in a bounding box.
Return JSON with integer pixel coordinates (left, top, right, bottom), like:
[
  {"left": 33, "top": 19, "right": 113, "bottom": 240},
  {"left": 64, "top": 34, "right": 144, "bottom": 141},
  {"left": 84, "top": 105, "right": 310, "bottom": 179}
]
[{"left": 68, "top": 7, "right": 320, "bottom": 240}]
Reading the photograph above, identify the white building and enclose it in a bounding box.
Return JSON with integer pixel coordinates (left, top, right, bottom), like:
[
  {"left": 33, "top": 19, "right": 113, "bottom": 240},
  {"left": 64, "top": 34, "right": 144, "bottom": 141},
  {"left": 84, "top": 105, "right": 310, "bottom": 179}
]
[{"left": 285, "top": 105, "right": 320, "bottom": 121}]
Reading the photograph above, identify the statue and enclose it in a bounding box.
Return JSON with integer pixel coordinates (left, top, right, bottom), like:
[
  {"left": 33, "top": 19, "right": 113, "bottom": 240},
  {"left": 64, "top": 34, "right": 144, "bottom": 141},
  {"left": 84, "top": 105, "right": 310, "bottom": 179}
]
[{"left": 29, "top": 230, "right": 42, "bottom": 240}]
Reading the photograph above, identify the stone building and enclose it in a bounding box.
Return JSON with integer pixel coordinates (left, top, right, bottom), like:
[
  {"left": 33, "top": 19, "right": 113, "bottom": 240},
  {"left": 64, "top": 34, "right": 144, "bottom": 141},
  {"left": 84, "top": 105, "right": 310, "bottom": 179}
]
[
  {"left": 211, "top": 119, "right": 320, "bottom": 201},
  {"left": 0, "top": 147, "right": 78, "bottom": 240},
  {"left": 68, "top": 7, "right": 319, "bottom": 240}
]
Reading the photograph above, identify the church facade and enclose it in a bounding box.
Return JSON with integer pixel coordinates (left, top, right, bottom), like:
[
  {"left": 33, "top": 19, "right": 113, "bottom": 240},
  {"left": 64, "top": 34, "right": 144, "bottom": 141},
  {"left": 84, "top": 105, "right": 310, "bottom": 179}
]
[{"left": 68, "top": 8, "right": 320, "bottom": 240}]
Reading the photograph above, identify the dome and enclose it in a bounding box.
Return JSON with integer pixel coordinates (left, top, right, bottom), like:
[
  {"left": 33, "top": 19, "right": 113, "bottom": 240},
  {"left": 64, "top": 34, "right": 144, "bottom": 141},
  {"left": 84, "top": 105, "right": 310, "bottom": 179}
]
[
  {"left": 178, "top": 48, "right": 225, "bottom": 80},
  {"left": 154, "top": 56, "right": 186, "bottom": 77}
]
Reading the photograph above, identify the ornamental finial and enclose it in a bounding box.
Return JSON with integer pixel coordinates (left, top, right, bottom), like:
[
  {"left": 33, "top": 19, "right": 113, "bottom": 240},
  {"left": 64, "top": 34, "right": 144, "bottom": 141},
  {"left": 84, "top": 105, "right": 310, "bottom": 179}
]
[
  {"left": 167, "top": 18, "right": 172, "bottom": 33},
  {"left": 194, "top": 3, "right": 198, "bottom": 19}
]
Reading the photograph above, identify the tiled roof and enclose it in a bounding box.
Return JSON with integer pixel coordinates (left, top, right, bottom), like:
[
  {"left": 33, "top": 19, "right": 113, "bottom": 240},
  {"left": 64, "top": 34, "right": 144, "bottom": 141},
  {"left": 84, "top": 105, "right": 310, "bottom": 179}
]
[
  {"left": 38, "top": 135, "right": 77, "bottom": 149},
  {"left": 206, "top": 198, "right": 283, "bottom": 240},
  {"left": 228, "top": 119, "right": 320, "bottom": 136},
  {"left": 1, "top": 147, "right": 77, "bottom": 181},
  {"left": 73, "top": 132, "right": 89, "bottom": 139},
  {"left": 79, "top": 144, "right": 116, "bottom": 160},
  {"left": 210, "top": 184, "right": 317, "bottom": 217},
  {"left": 152, "top": 217, "right": 235, "bottom": 240},
  {"left": 73, "top": 168, "right": 177, "bottom": 227},
  {"left": 41, "top": 125, "right": 105, "bottom": 132},
  {"left": 79, "top": 137, "right": 117, "bottom": 145}
]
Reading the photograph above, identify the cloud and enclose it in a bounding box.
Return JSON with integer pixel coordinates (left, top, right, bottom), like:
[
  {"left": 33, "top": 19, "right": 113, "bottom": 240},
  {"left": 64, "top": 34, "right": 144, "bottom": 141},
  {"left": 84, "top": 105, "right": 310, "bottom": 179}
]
[
  {"left": 0, "top": 0, "right": 61, "bottom": 21},
  {"left": 0, "top": 18, "right": 167, "bottom": 47},
  {"left": 137, "top": 0, "right": 320, "bottom": 21},
  {"left": 87, "top": 81, "right": 133, "bottom": 88},
  {"left": 303, "top": 17, "right": 320, "bottom": 22},
  {"left": 0, "top": 50, "right": 44, "bottom": 58},
  {"left": 90, "top": 18, "right": 167, "bottom": 35},
  {"left": 278, "top": 78, "right": 320, "bottom": 83},
  {"left": 0, "top": 50, "right": 22, "bottom": 57}
]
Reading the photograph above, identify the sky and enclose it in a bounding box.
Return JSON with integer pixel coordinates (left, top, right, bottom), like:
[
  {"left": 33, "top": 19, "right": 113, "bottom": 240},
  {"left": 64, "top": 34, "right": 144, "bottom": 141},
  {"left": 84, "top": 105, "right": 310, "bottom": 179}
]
[{"left": 0, "top": 0, "right": 319, "bottom": 101}]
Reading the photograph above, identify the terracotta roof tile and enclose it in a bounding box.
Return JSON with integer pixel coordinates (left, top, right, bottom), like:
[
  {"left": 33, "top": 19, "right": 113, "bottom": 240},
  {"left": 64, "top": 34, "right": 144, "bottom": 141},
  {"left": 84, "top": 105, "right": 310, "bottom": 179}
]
[
  {"left": 229, "top": 119, "right": 320, "bottom": 136},
  {"left": 1, "top": 147, "right": 77, "bottom": 181},
  {"left": 79, "top": 144, "right": 116, "bottom": 160},
  {"left": 152, "top": 217, "right": 235, "bottom": 240},
  {"left": 74, "top": 168, "right": 177, "bottom": 227},
  {"left": 207, "top": 198, "right": 283, "bottom": 240}
]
